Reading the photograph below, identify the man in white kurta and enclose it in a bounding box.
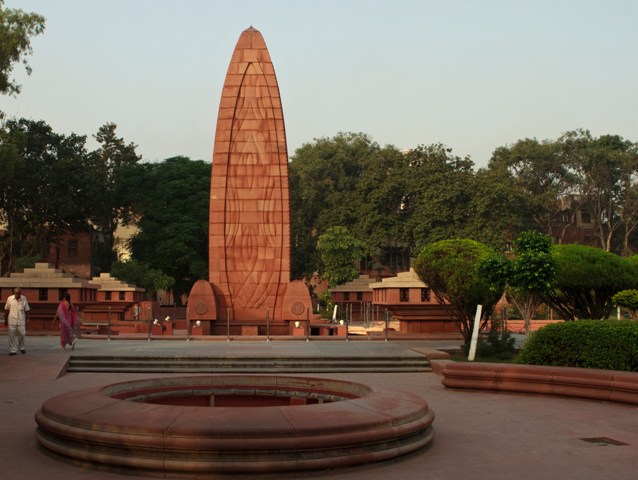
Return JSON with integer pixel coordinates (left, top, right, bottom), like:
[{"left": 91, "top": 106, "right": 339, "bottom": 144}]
[{"left": 4, "top": 287, "right": 30, "bottom": 355}]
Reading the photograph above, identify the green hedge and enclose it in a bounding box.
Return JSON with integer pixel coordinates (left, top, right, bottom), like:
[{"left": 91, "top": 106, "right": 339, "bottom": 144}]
[{"left": 516, "top": 320, "right": 638, "bottom": 371}]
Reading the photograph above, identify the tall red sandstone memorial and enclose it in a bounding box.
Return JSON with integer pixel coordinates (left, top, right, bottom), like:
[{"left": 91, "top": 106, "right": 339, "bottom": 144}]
[{"left": 189, "top": 27, "right": 312, "bottom": 334}]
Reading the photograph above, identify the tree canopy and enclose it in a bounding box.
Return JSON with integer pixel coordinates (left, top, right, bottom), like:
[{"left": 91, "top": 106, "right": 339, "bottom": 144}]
[
  {"left": 0, "top": 119, "right": 140, "bottom": 274},
  {"left": 0, "top": 118, "right": 101, "bottom": 272},
  {"left": 1, "top": 0, "right": 637, "bottom": 304},
  {"left": 414, "top": 238, "right": 505, "bottom": 345},
  {"left": 111, "top": 260, "right": 174, "bottom": 300},
  {"left": 612, "top": 290, "right": 638, "bottom": 320},
  {"left": 289, "top": 132, "right": 382, "bottom": 279},
  {"left": 1, "top": 111, "right": 637, "bottom": 308},
  {"left": 541, "top": 244, "right": 638, "bottom": 320},
  {"left": 125, "top": 156, "right": 210, "bottom": 303},
  {"left": 317, "top": 226, "right": 364, "bottom": 288},
  {"left": 289, "top": 133, "right": 522, "bottom": 285},
  {"left": 0, "top": 0, "right": 45, "bottom": 97},
  {"left": 481, "top": 231, "right": 555, "bottom": 334},
  {"left": 90, "top": 122, "right": 142, "bottom": 271},
  {"left": 489, "top": 130, "right": 638, "bottom": 254}
]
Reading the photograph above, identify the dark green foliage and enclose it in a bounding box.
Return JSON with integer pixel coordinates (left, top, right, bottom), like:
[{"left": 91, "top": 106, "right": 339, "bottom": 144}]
[
  {"left": 542, "top": 244, "right": 638, "bottom": 320},
  {"left": 612, "top": 290, "right": 638, "bottom": 319},
  {"left": 111, "top": 260, "right": 174, "bottom": 300},
  {"left": 317, "top": 226, "right": 364, "bottom": 287},
  {"left": 414, "top": 238, "right": 505, "bottom": 345},
  {"left": 560, "top": 130, "right": 638, "bottom": 252},
  {"left": 127, "top": 156, "right": 210, "bottom": 303},
  {"left": 463, "top": 321, "right": 516, "bottom": 360},
  {"left": 0, "top": 119, "right": 99, "bottom": 272},
  {"left": 488, "top": 131, "right": 638, "bottom": 254},
  {"left": 500, "top": 231, "right": 556, "bottom": 334},
  {"left": 488, "top": 138, "right": 577, "bottom": 240},
  {"left": 289, "top": 133, "right": 380, "bottom": 279},
  {"left": 467, "top": 166, "right": 529, "bottom": 251},
  {"left": 91, "top": 122, "right": 142, "bottom": 272},
  {"left": 288, "top": 134, "right": 526, "bottom": 280},
  {"left": 13, "top": 255, "right": 40, "bottom": 272},
  {"left": 400, "top": 145, "right": 476, "bottom": 250},
  {"left": 516, "top": 321, "right": 638, "bottom": 371}
]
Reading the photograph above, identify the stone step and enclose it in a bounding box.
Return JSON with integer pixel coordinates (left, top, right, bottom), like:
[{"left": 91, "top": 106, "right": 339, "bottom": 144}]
[{"left": 66, "top": 355, "right": 431, "bottom": 373}]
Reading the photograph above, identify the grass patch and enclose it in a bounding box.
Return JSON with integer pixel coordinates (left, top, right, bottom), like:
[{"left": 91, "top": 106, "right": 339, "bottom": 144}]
[{"left": 448, "top": 351, "right": 519, "bottom": 364}]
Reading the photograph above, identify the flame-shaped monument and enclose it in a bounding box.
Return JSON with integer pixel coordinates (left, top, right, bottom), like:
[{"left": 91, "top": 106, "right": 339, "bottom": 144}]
[{"left": 188, "top": 27, "right": 312, "bottom": 335}]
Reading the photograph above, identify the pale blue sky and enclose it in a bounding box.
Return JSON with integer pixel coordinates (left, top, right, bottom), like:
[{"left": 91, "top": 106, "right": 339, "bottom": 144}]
[{"left": 1, "top": 0, "right": 636, "bottom": 168}]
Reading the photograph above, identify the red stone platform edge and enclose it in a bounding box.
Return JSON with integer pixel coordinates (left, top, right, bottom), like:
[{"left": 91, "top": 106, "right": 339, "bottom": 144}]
[
  {"left": 35, "top": 375, "right": 435, "bottom": 477},
  {"left": 439, "top": 362, "right": 638, "bottom": 406}
]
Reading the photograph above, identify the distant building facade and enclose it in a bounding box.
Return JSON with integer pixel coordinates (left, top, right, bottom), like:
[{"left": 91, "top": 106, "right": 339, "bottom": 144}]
[{"left": 370, "top": 269, "right": 458, "bottom": 336}]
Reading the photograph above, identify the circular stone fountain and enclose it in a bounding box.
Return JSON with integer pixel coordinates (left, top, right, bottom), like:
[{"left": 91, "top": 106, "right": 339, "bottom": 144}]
[{"left": 35, "top": 375, "right": 434, "bottom": 477}]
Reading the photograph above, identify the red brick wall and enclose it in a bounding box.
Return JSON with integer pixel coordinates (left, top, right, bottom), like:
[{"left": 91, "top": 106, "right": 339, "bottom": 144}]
[{"left": 47, "top": 232, "right": 92, "bottom": 279}]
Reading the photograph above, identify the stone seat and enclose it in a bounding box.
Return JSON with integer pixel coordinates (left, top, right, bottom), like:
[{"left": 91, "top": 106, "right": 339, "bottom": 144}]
[{"left": 440, "top": 362, "right": 638, "bottom": 406}]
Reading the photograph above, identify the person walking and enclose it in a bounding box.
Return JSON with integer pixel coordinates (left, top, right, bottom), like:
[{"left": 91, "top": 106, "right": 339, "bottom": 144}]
[
  {"left": 4, "top": 287, "right": 30, "bottom": 356},
  {"left": 54, "top": 293, "right": 77, "bottom": 350}
]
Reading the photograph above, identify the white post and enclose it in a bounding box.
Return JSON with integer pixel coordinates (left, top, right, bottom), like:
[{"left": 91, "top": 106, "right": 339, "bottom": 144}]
[
  {"left": 467, "top": 304, "right": 483, "bottom": 362},
  {"left": 332, "top": 305, "right": 338, "bottom": 321}
]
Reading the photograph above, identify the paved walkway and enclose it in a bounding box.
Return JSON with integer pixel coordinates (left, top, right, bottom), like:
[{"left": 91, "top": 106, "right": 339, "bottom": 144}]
[{"left": 1, "top": 335, "right": 637, "bottom": 479}]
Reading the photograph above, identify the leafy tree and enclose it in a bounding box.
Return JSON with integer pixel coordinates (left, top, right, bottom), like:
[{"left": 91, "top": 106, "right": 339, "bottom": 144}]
[
  {"left": 289, "top": 132, "right": 381, "bottom": 279},
  {"left": 612, "top": 290, "right": 638, "bottom": 320},
  {"left": 491, "top": 131, "right": 638, "bottom": 255},
  {"left": 290, "top": 134, "right": 528, "bottom": 280},
  {"left": 90, "top": 123, "right": 141, "bottom": 271},
  {"left": 351, "top": 146, "right": 407, "bottom": 256},
  {"left": 489, "top": 137, "right": 577, "bottom": 242},
  {"left": 468, "top": 165, "right": 530, "bottom": 251},
  {"left": 401, "top": 145, "right": 475, "bottom": 251},
  {"left": 620, "top": 181, "right": 638, "bottom": 256},
  {"left": 482, "top": 231, "right": 555, "bottom": 335},
  {"left": 0, "top": 118, "right": 96, "bottom": 272},
  {"left": 0, "top": 117, "right": 29, "bottom": 271},
  {"left": 127, "top": 156, "right": 210, "bottom": 303},
  {"left": 508, "top": 231, "right": 555, "bottom": 333},
  {"left": 541, "top": 244, "right": 638, "bottom": 320},
  {"left": 561, "top": 130, "right": 638, "bottom": 252},
  {"left": 0, "top": 0, "right": 45, "bottom": 97},
  {"left": 317, "top": 226, "right": 364, "bottom": 288},
  {"left": 414, "top": 238, "right": 505, "bottom": 346},
  {"left": 111, "top": 260, "right": 174, "bottom": 300}
]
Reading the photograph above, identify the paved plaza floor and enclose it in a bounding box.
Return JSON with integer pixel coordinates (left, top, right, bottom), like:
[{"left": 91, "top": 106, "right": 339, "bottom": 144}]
[{"left": 1, "top": 335, "right": 637, "bottom": 479}]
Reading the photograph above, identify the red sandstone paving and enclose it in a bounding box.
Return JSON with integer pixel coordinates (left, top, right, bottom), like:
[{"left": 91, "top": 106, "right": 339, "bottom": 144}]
[{"left": 1, "top": 337, "right": 637, "bottom": 480}]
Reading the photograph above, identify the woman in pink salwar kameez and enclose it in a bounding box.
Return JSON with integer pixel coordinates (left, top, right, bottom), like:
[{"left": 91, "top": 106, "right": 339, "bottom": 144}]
[{"left": 55, "top": 293, "right": 77, "bottom": 350}]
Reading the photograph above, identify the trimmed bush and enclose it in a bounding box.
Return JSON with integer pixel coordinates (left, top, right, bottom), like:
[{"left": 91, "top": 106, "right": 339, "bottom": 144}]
[
  {"left": 516, "top": 320, "right": 638, "bottom": 371},
  {"left": 613, "top": 289, "right": 638, "bottom": 319},
  {"left": 462, "top": 322, "right": 516, "bottom": 360}
]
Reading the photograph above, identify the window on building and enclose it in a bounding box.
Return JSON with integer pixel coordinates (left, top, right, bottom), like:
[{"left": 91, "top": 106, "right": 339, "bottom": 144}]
[
  {"left": 105, "top": 291, "right": 112, "bottom": 301},
  {"left": 119, "top": 291, "right": 125, "bottom": 301},
  {"left": 400, "top": 288, "right": 409, "bottom": 302},
  {"left": 580, "top": 211, "right": 592, "bottom": 224},
  {"left": 343, "top": 292, "right": 350, "bottom": 301},
  {"left": 356, "top": 292, "right": 363, "bottom": 301},
  {"left": 39, "top": 288, "right": 48, "bottom": 301},
  {"left": 421, "top": 288, "right": 430, "bottom": 302},
  {"left": 68, "top": 239, "right": 79, "bottom": 257},
  {"left": 58, "top": 288, "right": 68, "bottom": 301}
]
